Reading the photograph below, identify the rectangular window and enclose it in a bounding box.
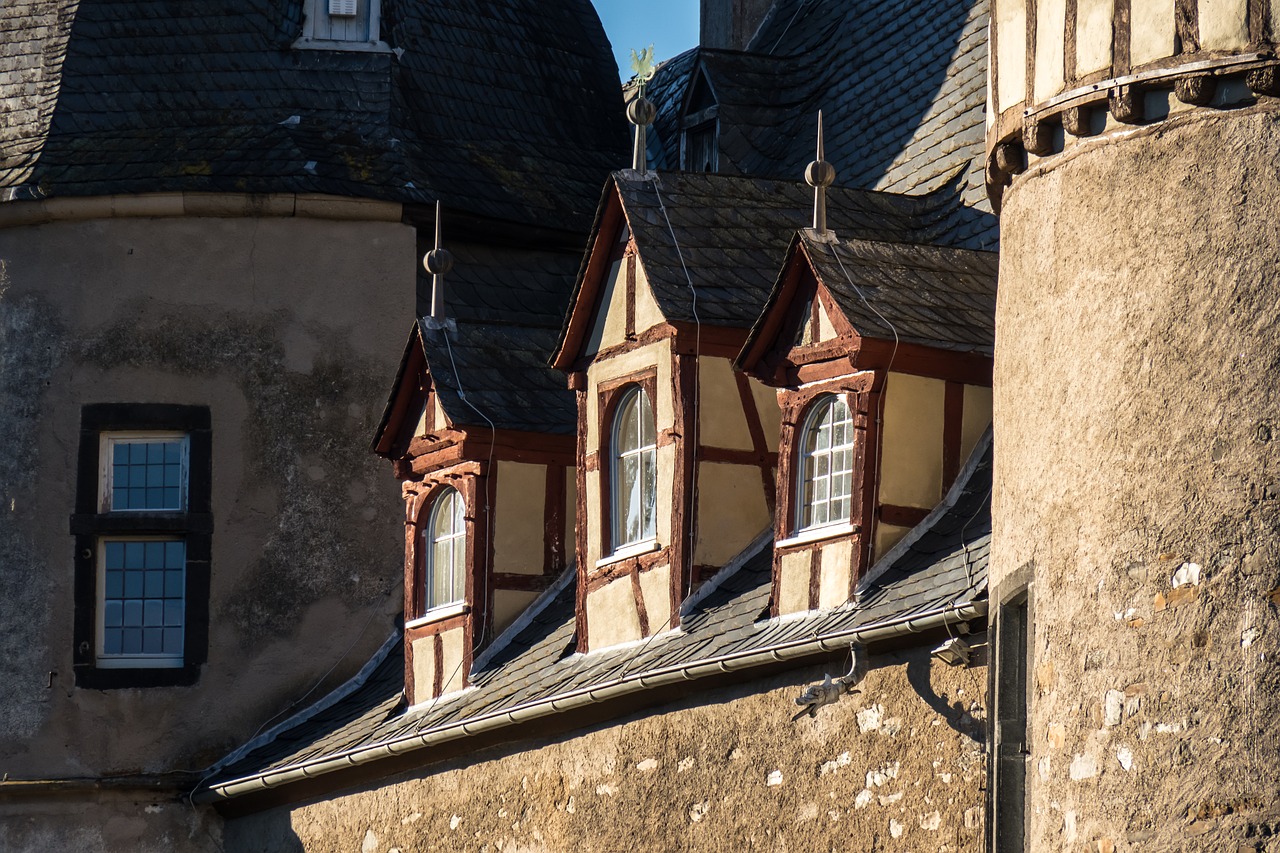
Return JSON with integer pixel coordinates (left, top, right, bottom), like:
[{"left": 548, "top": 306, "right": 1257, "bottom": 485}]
[
  {"left": 100, "top": 433, "right": 188, "bottom": 512},
  {"left": 295, "top": 0, "right": 389, "bottom": 52},
  {"left": 98, "top": 538, "right": 186, "bottom": 667},
  {"left": 71, "top": 405, "right": 212, "bottom": 689}
]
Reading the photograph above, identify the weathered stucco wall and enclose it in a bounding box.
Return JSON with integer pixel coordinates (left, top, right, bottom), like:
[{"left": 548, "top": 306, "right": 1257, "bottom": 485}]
[
  {"left": 225, "top": 647, "right": 988, "bottom": 852},
  {"left": 0, "top": 792, "right": 223, "bottom": 853},
  {"left": 0, "top": 211, "right": 410, "bottom": 783},
  {"left": 994, "top": 107, "right": 1280, "bottom": 850}
]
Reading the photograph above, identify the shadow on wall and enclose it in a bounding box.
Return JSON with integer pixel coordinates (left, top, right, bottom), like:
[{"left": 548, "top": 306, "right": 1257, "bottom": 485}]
[
  {"left": 222, "top": 811, "right": 306, "bottom": 853},
  {"left": 906, "top": 649, "right": 986, "bottom": 743}
]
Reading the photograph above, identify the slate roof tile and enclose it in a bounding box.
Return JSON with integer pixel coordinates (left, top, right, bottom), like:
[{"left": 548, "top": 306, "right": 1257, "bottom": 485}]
[
  {"left": 0, "top": 0, "right": 628, "bottom": 232},
  {"left": 641, "top": 0, "right": 995, "bottom": 250}
]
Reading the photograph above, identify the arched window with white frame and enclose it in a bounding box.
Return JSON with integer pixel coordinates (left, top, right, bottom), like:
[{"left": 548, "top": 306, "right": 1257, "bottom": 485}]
[
  {"left": 796, "top": 394, "right": 855, "bottom": 531},
  {"left": 422, "top": 487, "right": 465, "bottom": 613},
  {"left": 611, "top": 386, "right": 657, "bottom": 550}
]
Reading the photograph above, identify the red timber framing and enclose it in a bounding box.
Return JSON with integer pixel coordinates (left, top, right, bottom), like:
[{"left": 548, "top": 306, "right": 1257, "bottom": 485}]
[
  {"left": 374, "top": 326, "right": 574, "bottom": 701},
  {"left": 557, "top": 179, "right": 775, "bottom": 649},
  {"left": 737, "top": 244, "right": 993, "bottom": 616}
]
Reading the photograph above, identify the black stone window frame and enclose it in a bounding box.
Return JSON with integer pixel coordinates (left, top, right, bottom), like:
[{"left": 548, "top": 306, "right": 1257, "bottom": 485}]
[{"left": 70, "top": 404, "right": 212, "bottom": 689}]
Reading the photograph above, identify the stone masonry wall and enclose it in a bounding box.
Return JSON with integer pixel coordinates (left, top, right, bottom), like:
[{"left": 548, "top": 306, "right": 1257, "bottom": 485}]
[
  {"left": 994, "top": 106, "right": 1280, "bottom": 851},
  {"left": 226, "top": 647, "right": 987, "bottom": 852}
]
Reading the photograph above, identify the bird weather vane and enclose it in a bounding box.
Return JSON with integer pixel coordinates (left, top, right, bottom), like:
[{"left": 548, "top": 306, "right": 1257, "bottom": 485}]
[{"left": 629, "top": 45, "right": 657, "bottom": 97}]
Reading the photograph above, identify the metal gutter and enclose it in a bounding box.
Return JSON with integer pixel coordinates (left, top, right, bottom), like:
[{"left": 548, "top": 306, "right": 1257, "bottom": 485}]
[{"left": 197, "top": 599, "right": 985, "bottom": 803}]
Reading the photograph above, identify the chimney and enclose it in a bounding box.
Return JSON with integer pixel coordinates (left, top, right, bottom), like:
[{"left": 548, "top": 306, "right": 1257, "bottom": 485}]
[{"left": 700, "top": 0, "right": 774, "bottom": 51}]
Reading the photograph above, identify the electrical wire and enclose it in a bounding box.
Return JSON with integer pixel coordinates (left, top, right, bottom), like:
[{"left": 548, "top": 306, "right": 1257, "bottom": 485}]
[
  {"left": 617, "top": 173, "right": 703, "bottom": 678},
  {"left": 829, "top": 246, "right": 899, "bottom": 572}
]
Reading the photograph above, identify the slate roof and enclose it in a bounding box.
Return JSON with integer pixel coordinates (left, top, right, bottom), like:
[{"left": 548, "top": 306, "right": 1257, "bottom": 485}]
[
  {"left": 641, "top": 0, "right": 995, "bottom": 249},
  {"left": 603, "top": 170, "right": 964, "bottom": 330},
  {"left": 202, "top": 434, "right": 992, "bottom": 802},
  {"left": 0, "top": 0, "right": 628, "bottom": 232},
  {"left": 801, "top": 234, "right": 998, "bottom": 353},
  {"left": 420, "top": 322, "right": 575, "bottom": 435}
]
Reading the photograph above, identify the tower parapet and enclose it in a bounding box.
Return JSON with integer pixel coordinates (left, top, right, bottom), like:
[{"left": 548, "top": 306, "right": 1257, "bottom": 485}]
[{"left": 986, "top": 0, "right": 1280, "bottom": 204}]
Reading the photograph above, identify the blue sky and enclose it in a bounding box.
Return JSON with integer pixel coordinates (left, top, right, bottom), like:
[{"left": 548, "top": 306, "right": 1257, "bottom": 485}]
[{"left": 593, "top": 1, "right": 700, "bottom": 80}]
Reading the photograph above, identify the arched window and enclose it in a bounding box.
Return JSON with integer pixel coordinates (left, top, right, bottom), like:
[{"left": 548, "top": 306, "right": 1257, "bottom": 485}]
[
  {"left": 612, "top": 386, "right": 657, "bottom": 550},
  {"left": 797, "top": 395, "right": 855, "bottom": 531},
  {"left": 423, "top": 488, "right": 465, "bottom": 612}
]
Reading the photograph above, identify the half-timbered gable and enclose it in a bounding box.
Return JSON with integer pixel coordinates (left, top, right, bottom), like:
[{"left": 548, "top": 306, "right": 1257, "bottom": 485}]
[
  {"left": 738, "top": 232, "right": 997, "bottom": 615},
  {"left": 552, "top": 171, "right": 942, "bottom": 651},
  {"left": 373, "top": 242, "right": 579, "bottom": 705}
]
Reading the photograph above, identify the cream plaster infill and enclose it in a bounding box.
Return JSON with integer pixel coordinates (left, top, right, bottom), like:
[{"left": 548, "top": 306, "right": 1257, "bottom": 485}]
[{"left": 0, "top": 192, "right": 403, "bottom": 228}]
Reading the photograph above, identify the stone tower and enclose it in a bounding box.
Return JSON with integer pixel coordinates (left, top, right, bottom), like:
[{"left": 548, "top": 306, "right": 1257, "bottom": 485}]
[{"left": 987, "top": 0, "right": 1280, "bottom": 849}]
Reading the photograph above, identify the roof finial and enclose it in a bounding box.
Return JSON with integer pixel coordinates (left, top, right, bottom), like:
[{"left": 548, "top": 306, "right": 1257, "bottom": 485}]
[
  {"left": 627, "top": 46, "right": 658, "bottom": 175},
  {"left": 423, "top": 200, "right": 454, "bottom": 322},
  {"left": 805, "top": 111, "right": 837, "bottom": 239}
]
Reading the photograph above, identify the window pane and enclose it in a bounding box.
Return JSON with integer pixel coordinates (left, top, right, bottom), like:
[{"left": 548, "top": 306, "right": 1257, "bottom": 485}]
[
  {"left": 641, "top": 449, "right": 656, "bottom": 540},
  {"left": 425, "top": 489, "right": 465, "bottom": 610},
  {"left": 638, "top": 390, "right": 655, "bottom": 445},
  {"left": 798, "top": 395, "right": 857, "bottom": 532},
  {"left": 617, "top": 394, "right": 640, "bottom": 452},
  {"left": 99, "top": 538, "right": 185, "bottom": 663},
  {"left": 108, "top": 438, "right": 186, "bottom": 511},
  {"left": 618, "top": 454, "right": 640, "bottom": 544}
]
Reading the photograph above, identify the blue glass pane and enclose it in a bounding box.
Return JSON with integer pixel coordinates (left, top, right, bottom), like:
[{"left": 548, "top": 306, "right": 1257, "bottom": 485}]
[
  {"left": 123, "top": 600, "right": 143, "bottom": 627},
  {"left": 146, "top": 466, "right": 163, "bottom": 487},
  {"left": 105, "top": 570, "right": 123, "bottom": 598},
  {"left": 130, "top": 444, "right": 147, "bottom": 464},
  {"left": 165, "top": 542, "right": 185, "bottom": 566},
  {"left": 103, "top": 629, "right": 123, "bottom": 655},
  {"left": 122, "top": 629, "right": 142, "bottom": 655},
  {"left": 163, "top": 628, "right": 183, "bottom": 654},
  {"left": 143, "top": 600, "right": 163, "bottom": 627},
  {"left": 144, "top": 572, "right": 163, "bottom": 598},
  {"left": 142, "top": 628, "right": 163, "bottom": 654},
  {"left": 165, "top": 571, "right": 183, "bottom": 597},
  {"left": 128, "top": 466, "right": 146, "bottom": 486},
  {"left": 144, "top": 541, "right": 164, "bottom": 568},
  {"left": 164, "top": 600, "right": 184, "bottom": 627},
  {"left": 103, "top": 600, "right": 123, "bottom": 628},
  {"left": 147, "top": 443, "right": 164, "bottom": 463},
  {"left": 164, "top": 443, "right": 180, "bottom": 462},
  {"left": 164, "top": 466, "right": 179, "bottom": 487},
  {"left": 105, "top": 542, "right": 125, "bottom": 569},
  {"left": 124, "top": 542, "right": 144, "bottom": 567},
  {"left": 124, "top": 571, "right": 144, "bottom": 597},
  {"left": 113, "top": 444, "right": 129, "bottom": 464}
]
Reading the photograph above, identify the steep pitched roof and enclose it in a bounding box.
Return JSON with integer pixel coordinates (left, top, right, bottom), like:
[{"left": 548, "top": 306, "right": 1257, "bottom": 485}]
[
  {"left": 200, "top": 435, "right": 993, "bottom": 805},
  {"left": 0, "top": 0, "right": 628, "bottom": 231},
  {"left": 642, "top": 0, "right": 994, "bottom": 249},
  {"left": 419, "top": 322, "right": 575, "bottom": 436},
  {"left": 615, "top": 172, "right": 934, "bottom": 328}
]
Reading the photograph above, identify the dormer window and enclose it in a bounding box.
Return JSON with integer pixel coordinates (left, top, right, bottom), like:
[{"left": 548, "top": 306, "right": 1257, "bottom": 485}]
[
  {"left": 681, "top": 70, "right": 719, "bottom": 172},
  {"left": 422, "top": 488, "right": 466, "bottom": 613},
  {"left": 797, "top": 394, "right": 855, "bottom": 532},
  {"left": 295, "top": 0, "right": 390, "bottom": 52},
  {"left": 611, "top": 386, "right": 657, "bottom": 552}
]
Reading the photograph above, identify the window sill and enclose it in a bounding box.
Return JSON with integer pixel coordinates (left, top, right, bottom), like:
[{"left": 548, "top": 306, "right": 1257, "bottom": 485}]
[
  {"left": 95, "top": 657, "right": 183, "bottom": 670},
  {"left": 405, "top": 601, "right": 469, "bottom": 629},
  {"left": 776, "top": 522, "right": 859, "bottom": 549},
  {"left": 595, "top": 539, "right": 660, "bottom": 568},
  {"left": 292, "top": 38, "right": 393, "bottom": 54}
]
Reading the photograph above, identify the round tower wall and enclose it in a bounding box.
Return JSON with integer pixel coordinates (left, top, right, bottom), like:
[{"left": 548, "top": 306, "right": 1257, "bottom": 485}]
[{"left": 994, "top": 106, "right": 1280, "bottom": 849}]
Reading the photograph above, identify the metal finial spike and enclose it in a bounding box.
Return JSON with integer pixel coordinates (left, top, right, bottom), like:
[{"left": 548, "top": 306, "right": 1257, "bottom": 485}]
[
  {"left": 423, "top": 200, "right": 454, "bottom": 320},
  {"left": 627, "top": 96, "right": 656, "bottom": 173},
  {"left": 804, "top": 111, "right": 837, "bottom": 237}
]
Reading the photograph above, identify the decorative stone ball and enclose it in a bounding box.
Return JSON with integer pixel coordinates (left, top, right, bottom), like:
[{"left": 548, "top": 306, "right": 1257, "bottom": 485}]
[
  {"left": 423, "top": 247, "right": 454, "bottom": 276},
  {"left": 627, "top": 97, "right": 656, "bottom": 127},
  {"left": 805, "top": 159, "right": 836, "bottom": 188}
]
